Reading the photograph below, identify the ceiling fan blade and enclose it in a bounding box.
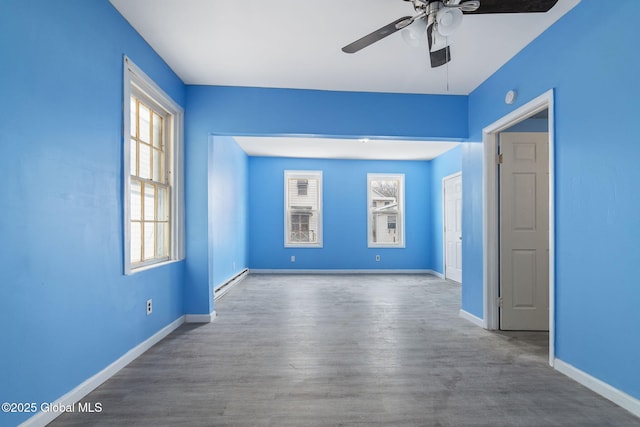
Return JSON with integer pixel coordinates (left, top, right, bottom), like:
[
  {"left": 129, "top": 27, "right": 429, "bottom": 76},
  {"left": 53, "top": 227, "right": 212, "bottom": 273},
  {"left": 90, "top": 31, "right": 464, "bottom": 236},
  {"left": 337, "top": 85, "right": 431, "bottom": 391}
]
[
  {"left": 429, "top": 45, "right": 451, "bottom": 68},
  {"left": 463, "top": 0, "right": 559, "bottom": 14},
  {"left": 342, "top": 16, "right": 413, "bottom": 54},
  {"left": 426, "top": 21, "right": 451, "bottom": 68}
]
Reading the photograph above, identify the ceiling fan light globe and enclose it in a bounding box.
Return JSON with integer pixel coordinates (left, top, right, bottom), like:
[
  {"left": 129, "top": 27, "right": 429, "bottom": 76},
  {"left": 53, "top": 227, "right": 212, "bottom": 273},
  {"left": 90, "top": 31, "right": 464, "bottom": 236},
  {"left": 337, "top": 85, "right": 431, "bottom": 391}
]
[
  {"left": 401, "top": 18, "right": 427, "bottom": 48},
  {"left": 436, "top": 7, "right": 463, "bottom": 36},
  {"left": 440, "top": 13, "right": 453, "bottom": 26}
]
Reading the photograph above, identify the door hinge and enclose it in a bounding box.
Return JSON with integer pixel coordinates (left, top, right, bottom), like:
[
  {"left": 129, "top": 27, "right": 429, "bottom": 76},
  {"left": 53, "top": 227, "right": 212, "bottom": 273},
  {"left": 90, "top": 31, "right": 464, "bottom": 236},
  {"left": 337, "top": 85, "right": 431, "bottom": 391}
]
[
  {"left": 498, "top": 297, "right": 503, "bottom": 307},
  {"left": 497, "top": 153, "right": 504, "bottom": 164}
]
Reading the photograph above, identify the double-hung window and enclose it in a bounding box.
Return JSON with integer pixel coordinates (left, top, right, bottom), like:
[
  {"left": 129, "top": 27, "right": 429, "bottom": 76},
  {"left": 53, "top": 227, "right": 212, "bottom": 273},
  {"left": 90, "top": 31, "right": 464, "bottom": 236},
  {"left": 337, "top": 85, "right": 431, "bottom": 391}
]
[
  {"left": 123, "top": 57, "right": 184, "bottom": 274},
  {"left": 284, "top": 171, "right": 322, "bottom": 247},
  {"left": 367, "top": 173, "right": 405, "bottom": 247}
]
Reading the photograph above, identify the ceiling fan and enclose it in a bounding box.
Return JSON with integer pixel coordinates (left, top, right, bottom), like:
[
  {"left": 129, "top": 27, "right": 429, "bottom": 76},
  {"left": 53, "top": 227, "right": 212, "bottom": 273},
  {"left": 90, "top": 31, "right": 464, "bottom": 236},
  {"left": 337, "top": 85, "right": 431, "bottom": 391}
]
[{"left": 342, "top": 0, "right": 559, "bottom": 68}]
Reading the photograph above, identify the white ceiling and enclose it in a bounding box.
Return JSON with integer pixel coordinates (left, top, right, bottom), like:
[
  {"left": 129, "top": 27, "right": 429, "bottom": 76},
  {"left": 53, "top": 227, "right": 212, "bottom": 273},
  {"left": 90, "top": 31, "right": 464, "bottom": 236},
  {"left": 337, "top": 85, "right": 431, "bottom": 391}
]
[
  {"left": 110, "top": 0, "right": 577, "bottom": 160},
  {"left": 110, "top": 0, "right": 579, "bottom": 95}
]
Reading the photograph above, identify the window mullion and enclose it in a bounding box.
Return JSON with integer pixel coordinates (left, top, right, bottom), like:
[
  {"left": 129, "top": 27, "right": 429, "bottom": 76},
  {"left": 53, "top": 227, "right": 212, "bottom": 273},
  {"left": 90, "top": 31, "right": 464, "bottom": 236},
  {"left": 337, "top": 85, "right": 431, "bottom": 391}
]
[
  {"left": 154, "top": 183, "right": 159, "bottom": 258},
  {"left": 140, "top": 181, "right": 146, "bottom": 261},
  {"left": 135, "top": 100, "right": 140, "bottom": 177},
  {"left": 149, "top": 113, "right": 154, "bottom": 181}
]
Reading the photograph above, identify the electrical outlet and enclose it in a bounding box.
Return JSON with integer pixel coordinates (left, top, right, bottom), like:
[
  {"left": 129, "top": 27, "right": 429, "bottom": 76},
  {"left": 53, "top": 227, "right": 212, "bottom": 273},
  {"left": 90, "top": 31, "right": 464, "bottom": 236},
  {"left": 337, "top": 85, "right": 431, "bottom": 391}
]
[
  {"left": 375, "top": 255, "right": 381, "bottom": 262},
  {"left": 291, "top": 255, "right": 295, "bottom": 262},
  {"left": 146, "top": 299, "right": 152, "bottom": 316}
]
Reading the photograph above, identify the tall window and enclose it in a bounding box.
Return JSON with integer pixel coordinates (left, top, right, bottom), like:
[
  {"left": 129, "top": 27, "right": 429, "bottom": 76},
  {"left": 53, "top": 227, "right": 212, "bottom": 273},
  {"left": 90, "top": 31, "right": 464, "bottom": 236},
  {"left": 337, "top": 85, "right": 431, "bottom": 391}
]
[
  {"left": 368, "top": 174, "right": 405, "bottom": 247},
  {"left": 124, "top": 57, "right": 184, "bottom": 274},
  {"left": 285, "top": 171, "right": 322, "bottom": 247}
]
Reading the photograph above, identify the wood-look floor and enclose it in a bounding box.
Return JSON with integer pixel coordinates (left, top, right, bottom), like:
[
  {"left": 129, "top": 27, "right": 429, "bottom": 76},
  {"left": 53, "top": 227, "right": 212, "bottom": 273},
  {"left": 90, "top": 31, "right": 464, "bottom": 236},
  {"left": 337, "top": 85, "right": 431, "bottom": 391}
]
[{"left": 51, "top": 274, "right": 639, "bottom": 426}]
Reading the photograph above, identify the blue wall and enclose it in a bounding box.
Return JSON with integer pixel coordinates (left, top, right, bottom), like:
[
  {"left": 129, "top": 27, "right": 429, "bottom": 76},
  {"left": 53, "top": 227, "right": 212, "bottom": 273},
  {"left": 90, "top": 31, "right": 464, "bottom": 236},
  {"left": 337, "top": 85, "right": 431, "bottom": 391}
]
[
  {"left": 248, "top": 157, "right": 431, "bottom": 270},
  {"left": 185, "top": 86, "right": 468, "bottom": 140},
  {"left": 184, "top": 85, "right": 468, "bottom": 312},
  {"left": 209, "top": 136, "right": 249, "bottom": 289},
  {"left": 181, "top": 133, "right": 249, "bottom": 316},
  {"left": 429, "top": 146, "right": 463, "bottom": 275},
  {"left": 503, "top": 118, "right": 548, "bottom": 133},
  {"left": 467, "top": 1, "right": 640, "bottom": 399},
  {"left": 459, "top": 143, "right": 484, "bottom": 319},
  {"left": 3, "top": 0, "right": 639, "bottom": 424},
  {"left": 0, "top": 1, "right": 186, "bottom": 425}
]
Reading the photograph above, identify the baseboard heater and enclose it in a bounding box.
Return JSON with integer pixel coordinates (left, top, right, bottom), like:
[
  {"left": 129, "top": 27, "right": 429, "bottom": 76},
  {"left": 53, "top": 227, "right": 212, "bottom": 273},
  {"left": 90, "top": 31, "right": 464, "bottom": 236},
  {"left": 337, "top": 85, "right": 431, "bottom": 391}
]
[{"left": 214, "top": 268, "right": 249, "bottom": 301}]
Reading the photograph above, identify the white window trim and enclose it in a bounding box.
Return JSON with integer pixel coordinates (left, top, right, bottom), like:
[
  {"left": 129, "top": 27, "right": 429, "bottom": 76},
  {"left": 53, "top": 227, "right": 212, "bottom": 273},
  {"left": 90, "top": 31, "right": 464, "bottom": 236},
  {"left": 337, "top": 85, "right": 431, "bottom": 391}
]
[
  {"left": 284, "top": 170, "right": 323, "bottom": 248},
  {"left": 367, "top": 173, "right": 405, "bottom": 248},
  {"left": 123, "top": 56, "right": 185, "bottom": 274}
]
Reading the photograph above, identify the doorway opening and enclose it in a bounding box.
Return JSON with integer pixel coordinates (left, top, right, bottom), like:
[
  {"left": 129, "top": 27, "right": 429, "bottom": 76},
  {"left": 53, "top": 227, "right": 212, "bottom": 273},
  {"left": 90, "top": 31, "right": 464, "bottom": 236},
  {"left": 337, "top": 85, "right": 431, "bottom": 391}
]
[{"left": 482, "top": 90, "right": 555, "bottom": 366}]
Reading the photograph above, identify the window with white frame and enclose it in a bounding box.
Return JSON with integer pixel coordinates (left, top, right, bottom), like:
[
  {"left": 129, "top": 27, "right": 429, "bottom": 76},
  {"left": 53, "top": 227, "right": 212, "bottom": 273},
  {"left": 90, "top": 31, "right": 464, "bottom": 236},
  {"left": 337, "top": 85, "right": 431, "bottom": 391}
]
[
  {"left": 285, "top": 171, "right": 322, "bottom": 247},
  {"left": 368, "top": 174, "right": 405, "bottom": 247},
  {"left": 123, "top": 57, "right": 184, "bottom": 274}
]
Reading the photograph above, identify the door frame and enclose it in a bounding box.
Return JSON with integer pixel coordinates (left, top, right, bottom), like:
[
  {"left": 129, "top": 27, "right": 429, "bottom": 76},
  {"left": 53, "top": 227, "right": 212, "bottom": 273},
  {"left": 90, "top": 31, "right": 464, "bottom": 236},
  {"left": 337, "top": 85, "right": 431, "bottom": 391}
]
[
  {"left": 482, "top": 89, "right": 555, "bottom": 366},
  {"left": 442, "top": 171, "right": 462, "bottom": 282}
]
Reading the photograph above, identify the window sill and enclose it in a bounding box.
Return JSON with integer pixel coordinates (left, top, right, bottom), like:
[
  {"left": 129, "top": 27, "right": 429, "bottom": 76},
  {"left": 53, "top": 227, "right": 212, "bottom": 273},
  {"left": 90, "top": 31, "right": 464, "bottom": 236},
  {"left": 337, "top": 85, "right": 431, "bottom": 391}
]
[{"left": 126, "top": 258, "right": 184, "bottom": 275}]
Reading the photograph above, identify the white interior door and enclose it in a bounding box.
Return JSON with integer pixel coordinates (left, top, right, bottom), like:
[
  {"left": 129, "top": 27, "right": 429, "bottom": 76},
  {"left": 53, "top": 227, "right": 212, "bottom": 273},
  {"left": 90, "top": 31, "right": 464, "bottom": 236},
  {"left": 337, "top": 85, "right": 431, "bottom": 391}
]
[
  {"left": 444, "top": 173, "right": 462, "bottom": 283},
  {"left": 499, "top": 132, "right": 549, "bottom": 331}
]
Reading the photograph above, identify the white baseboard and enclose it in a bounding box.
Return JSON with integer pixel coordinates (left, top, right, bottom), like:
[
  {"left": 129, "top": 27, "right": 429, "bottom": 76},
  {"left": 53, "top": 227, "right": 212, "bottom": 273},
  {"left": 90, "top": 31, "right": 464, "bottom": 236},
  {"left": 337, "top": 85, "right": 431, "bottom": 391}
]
[
  {"left": 20, "top": 316, "right": 185, "bottom": 427},
  {"left": 459, "top": 309, "right": 484, "bottom": 327},
  {"left": 249, "top": 269, "right": 436, "bottom": 275},
  {"left": 187, "top": 269, "right": 249, "bottom": 323},
  {"left": 184, "top": 311, "right": 217, "bottom": 323},
  {"left": 554, "top": 358, "right": 640, "bottom": 418},
  {"left": 431, "top": 270, "right": 445, "bottom": 279},
  {"left": 214, "top": 268, "right": 249, "bottom": 301}
]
